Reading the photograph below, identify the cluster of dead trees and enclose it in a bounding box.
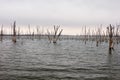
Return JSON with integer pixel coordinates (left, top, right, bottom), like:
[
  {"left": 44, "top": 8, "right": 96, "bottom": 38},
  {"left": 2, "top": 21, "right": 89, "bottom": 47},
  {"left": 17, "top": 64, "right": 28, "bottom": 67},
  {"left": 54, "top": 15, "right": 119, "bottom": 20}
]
[
  {"left": 0, "top": 21, "right": 120, "bottom": 52},
  {"left": 82, "top": 25, "right": 119, "bottom": 42},
  {"left": 0, "top": 21, "right": 63, "bottom": 43},
  {"left": 81, "top": 24, "right": 119, "bottom": 53},
  {"left": 47, "top": 25, "right": 63, "bottom": 43}
]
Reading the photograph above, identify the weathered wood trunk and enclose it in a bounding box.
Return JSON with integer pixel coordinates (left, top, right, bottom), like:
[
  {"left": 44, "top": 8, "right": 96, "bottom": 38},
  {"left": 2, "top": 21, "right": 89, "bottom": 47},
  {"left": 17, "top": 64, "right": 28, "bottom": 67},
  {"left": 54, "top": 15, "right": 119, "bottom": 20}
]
[
  {"left": 84, "top": 26, "right": 86, "bottom": 44},
  {"left": 0, "top": 25, "right": 3, "bottom": 41},
  {"left": 107, "top": 24, "right": 114, "bottom": 53},
  {"left": 12, "top": 21, "right": 16, "bottom": 43}
]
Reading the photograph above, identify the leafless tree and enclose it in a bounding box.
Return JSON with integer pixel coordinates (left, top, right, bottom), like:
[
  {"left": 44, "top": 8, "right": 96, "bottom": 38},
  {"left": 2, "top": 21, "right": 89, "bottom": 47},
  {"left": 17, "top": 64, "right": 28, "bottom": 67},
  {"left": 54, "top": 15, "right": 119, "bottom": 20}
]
[{"left": 47, "top": 25, "right": 63, "bottom": 43}]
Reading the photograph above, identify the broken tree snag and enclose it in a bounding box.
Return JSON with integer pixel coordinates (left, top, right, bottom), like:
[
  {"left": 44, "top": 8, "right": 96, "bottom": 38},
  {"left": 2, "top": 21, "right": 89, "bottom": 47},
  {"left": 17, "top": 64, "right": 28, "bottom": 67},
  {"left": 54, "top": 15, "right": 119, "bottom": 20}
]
[
  {"left": 12, "top": 21, "right": 17, "bottom": 43},
  {"left": 28, "top": 25, "right": 31, "bottom": 39},
  {"left": 107, "top": 24, "right": 114, "bottom": 52},
  {"left": 17, "top": 27, "right": 20, "bottom": 39},
  {"left": 116, "top": 25, "right": 119, "bottom": 44},
  {"left": 0, "top": 25, "right": 3, "bottom": 41},
  {"left": 32, "top": 31, "right": 34, "bottom": 40},
  {"left": 84, "top": 26, "right": 86, "bottom": 44},
  {"left": 47, "top": 29, "right": 52, "bottom": 43}
]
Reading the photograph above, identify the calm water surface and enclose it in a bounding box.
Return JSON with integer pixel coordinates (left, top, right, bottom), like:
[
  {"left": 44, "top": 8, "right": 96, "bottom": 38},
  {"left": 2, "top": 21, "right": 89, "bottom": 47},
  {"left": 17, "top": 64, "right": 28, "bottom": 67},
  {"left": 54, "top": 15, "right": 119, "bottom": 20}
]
[{"left": 0, "top": 39, "right": 120, "bottom": 80}]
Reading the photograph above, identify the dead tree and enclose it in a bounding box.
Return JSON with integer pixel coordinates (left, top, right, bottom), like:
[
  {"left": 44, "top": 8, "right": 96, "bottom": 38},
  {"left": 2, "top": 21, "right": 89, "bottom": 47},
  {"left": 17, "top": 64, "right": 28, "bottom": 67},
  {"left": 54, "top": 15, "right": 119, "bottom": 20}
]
[
  {"left": 12, "top": 21, "right": 17, "bottom": 43},
  {"left": 28, "top": 25, "right": 31, "bottom": 39},
  {"left": 47, "top": 29, "right": 52, "bottom": 43},
  {"left": 0, "top": 25, "right": 3, "bottom": 41},
  {"left": 107, "top": 24, "right": 114, "bottom": 52},
  {"left": 36, "top": 26, "right": 39, "bottom": 39},
  {"left": 17, "top": 27, "right": 20, "bottom": 39},
  {"left": 47, "top": 25, "right": 63, "bottom": 43},
  {"left": 115, "top": 25, "right": 119, "bottom": 44},
  {"left": 84, "top": 26, "right": 86, "bottom": 44},
  {"left": 32, "top": 31, "right": 34, "bottom": 40}
]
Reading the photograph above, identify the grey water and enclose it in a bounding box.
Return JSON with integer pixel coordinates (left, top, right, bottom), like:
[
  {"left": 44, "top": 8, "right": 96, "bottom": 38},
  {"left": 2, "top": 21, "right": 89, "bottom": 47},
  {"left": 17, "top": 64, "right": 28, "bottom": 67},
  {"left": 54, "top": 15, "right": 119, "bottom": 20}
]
[{"left": 0, "top": 39, "right": 120, "bottom": 80}]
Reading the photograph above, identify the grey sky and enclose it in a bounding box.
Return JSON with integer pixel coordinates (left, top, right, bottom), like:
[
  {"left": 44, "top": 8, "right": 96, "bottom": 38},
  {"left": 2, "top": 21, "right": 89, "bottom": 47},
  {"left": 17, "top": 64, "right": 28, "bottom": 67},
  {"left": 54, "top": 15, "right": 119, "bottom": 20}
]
[{"left": 0, "top": 0, "right": 120, "bottom": 25}]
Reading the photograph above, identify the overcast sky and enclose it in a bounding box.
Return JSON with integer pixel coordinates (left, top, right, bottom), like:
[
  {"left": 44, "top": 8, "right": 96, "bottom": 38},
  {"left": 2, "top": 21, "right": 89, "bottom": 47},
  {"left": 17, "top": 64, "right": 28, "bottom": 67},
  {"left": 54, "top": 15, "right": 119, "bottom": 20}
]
[{"left": 0, "top": 0, "right": 120, "bottom": 34}]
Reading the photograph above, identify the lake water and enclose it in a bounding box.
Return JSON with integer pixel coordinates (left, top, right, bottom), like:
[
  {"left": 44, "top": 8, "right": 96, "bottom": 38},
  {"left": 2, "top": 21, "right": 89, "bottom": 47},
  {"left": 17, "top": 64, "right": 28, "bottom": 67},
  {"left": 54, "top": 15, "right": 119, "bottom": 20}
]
[{"left": 0, "top": 39, "right": 120, "bottom": 80}]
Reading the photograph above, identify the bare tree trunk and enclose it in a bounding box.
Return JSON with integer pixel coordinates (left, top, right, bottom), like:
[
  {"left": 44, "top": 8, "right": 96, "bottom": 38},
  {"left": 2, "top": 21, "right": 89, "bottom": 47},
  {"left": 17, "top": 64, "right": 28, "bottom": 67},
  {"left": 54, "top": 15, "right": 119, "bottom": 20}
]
[
  {"left": 47, "top": 29, "right": 52, "bottom": 43},
  {"left": 28, "top": 25, "right": 31, "bottom": 39},
  {"left": 84, "top": 26, "right": 86, "bottom": 44},
  {"left": 0, "top": 25, "right": 3, "bottom": 41},
  {"left": 17, "top": 27, "right": 20, "bottom": 39},
  {"left": 12, "top": 21, "right": 17, "bottom": 43},
  {"left": 107, "top": 24, "right": 114, "bottom": 53}
]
